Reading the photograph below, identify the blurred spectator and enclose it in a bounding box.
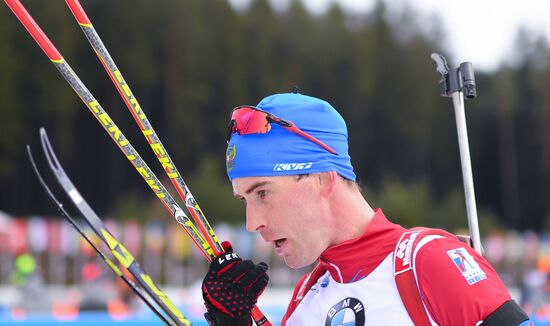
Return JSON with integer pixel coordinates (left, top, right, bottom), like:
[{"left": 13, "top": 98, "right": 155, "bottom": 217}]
[
  {"left": 78, "top": 259, "right": 109, "bottom": 311},
  {"left": 1, "top": 213, "right": 549, "bottom": 323},
  {"left": 11, "top": 253, "right": 50, "bottom": 313}
]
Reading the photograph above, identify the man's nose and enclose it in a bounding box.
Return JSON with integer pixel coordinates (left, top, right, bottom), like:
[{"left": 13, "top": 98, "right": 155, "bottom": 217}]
[{"left": 245, "top": 204, "right": 266, "bottom": 232}]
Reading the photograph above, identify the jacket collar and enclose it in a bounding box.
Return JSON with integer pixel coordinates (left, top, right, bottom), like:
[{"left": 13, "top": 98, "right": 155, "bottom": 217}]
[{"left": 319, "top": 209, "right": 406, "bottom": 283}]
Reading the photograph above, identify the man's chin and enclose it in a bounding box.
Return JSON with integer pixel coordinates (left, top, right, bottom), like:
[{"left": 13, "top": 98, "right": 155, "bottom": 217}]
[{"left": 284, "top": 256, "right": 317, "bottom": 270}]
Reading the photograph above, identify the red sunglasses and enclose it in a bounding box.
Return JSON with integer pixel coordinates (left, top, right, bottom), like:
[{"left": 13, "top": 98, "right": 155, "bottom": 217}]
[{"left": 227, "top": 106, "right": 337, "bottom": 155}]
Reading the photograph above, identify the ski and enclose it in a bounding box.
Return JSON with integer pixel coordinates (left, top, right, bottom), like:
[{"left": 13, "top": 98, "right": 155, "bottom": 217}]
[
  {"left": 4, "top": 0, "right": 216, "bottom": 260},
  {"left": 28, "top": 127, "right": 190, "bottom": 326},
  {"left": 27, "top": 142, "right": 173, "bottom": 325},
  {"left": 4, "top": 0, "right": 216, "bottom": 261},
  {"left": 5, "top": 0, "right": 269, "bottom": 323}
]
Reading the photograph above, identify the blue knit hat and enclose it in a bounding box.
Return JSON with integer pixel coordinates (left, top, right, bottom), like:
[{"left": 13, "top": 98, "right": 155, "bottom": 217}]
[{"left": 226, "top": 93, "right": 355, "bottom": 181}]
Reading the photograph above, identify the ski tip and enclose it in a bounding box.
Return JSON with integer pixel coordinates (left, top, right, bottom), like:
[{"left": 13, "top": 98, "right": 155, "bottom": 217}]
[
  {"left": 39, "top": 127, "right": 51, "bottom": 150},
  {"left": 26, "top": 145, "right": 37, "bottom": 172},
  {"left": 26, "top": 144, "right": 35, "bottom": 158},
  {"left": 38, "top": 127, "right": 63, "bottom": 174},
  {"left": 40, "top": 127, "right": 52, "bottom": 150}
]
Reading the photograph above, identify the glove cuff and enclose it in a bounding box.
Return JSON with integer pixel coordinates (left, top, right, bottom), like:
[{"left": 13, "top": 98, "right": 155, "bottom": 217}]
[{"left": 204, "top": 301, "right": 252, "bottom": 326}]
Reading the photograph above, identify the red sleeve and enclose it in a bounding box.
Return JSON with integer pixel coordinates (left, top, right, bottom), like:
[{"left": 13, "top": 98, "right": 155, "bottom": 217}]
[
  {"left": 415, "top": 236, "right": 512, "bottom": 325},
  {"left": 281, "top": 274, "right": 309, "bottom": 326}
]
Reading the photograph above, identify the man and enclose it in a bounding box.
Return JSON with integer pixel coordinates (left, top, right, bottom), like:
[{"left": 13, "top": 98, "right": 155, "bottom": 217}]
[{"left": 201, "top": 92, "right": 531, "bottom": 325}]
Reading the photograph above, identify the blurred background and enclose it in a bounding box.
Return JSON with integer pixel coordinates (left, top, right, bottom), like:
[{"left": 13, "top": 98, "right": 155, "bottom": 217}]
[{"left": 1, "top": 0, "right": 550, "bottom": 324}]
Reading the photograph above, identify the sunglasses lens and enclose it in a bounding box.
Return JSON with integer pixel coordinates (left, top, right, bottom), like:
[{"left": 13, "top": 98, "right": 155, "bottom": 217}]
[
  {"left": 227, "top": 105, "right": 337, "bottom": 154},
  {"left": 231, "top": 107, "right": 271, "bottom": 135}
]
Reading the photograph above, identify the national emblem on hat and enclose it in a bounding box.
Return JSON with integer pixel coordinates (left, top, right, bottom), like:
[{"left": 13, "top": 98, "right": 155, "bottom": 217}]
[{"left": 226, "top": 143, "right": 236, "bottom": 172}]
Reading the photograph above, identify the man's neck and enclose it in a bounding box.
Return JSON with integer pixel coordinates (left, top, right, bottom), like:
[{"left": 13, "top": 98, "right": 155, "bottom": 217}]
[{"left": 328, "top": 187, "right": 375, "bottom": 246}]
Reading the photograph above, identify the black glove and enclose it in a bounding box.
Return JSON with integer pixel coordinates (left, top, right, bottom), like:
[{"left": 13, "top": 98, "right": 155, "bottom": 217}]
[{"left": 202, "top": 241, "right": 269, "bottom": 326}]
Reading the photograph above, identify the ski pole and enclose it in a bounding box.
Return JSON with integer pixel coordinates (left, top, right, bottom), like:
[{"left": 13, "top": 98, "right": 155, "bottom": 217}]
[
  {"left": 27, "top": 140, "right": 182, "bottom": 326},
  {"left": 430, "top": 53, "right": 482, "bottom": 254},
  {"left": 64, "top": 0, "right": 222, "bottom": 259},
  {"left": 4, "top": 0, "right": 212, "bottom": 260},
  {"left": 6, "top": 1, "right": 270, "bottom": 324}
]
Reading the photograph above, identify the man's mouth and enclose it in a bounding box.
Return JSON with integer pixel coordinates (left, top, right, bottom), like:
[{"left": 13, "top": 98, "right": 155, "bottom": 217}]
[{"left": 275, "top": 238, "right": 287, "bottom": 248}]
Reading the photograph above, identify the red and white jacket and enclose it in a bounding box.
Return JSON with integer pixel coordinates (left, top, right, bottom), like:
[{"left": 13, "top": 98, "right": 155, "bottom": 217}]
[{"left": 281, "top": 209, "right": 512, "bottom": 325}]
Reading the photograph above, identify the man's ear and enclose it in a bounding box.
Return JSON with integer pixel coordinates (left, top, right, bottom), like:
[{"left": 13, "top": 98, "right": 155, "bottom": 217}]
[{"left": 318, "top": 171, "right": 337, "bottom": 197}]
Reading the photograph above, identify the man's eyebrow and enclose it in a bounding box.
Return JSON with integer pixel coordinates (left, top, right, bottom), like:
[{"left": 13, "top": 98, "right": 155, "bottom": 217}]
[{"left": 244, "top": 181, "right": 271, "bottom": 194}]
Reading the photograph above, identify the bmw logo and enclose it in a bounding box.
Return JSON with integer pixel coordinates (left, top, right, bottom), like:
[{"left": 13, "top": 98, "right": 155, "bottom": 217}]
[{"left": 325, "top": 297, "right": 365, "bottom": 326}]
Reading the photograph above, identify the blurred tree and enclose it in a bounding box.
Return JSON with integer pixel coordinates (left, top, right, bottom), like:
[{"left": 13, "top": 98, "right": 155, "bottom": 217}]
[
  {"left": 492, "top": 68, "right": 520, "bottom": 228},
  {"left": 242, "top": 0, "right": 283, "bottom": 98},
  {"left": 187, "top": 155, "right": 245, "bottom": 224},
  {"left": 352, "top": 1, "right": 411, "bottom": 185},
  {"left": 511, "top": 31, "right": 548, "bottom": 230},
  {"left": 278, "top": 0, "right": 317, "bottom": 89},
  {"left": 528, "top": 38, "right": 550, "bottom": 232},
  {"left": 0, "top": 5, "right": 23, "bottom": 180},
  {"left": 312, "top": 4, "right": 356, "bottom": 114},
  {"left": 366, "top": 177, "right": 500, "bottom": 233},
  {"left": 0, "top": 0, "right": 547, "bottom": 232}
]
